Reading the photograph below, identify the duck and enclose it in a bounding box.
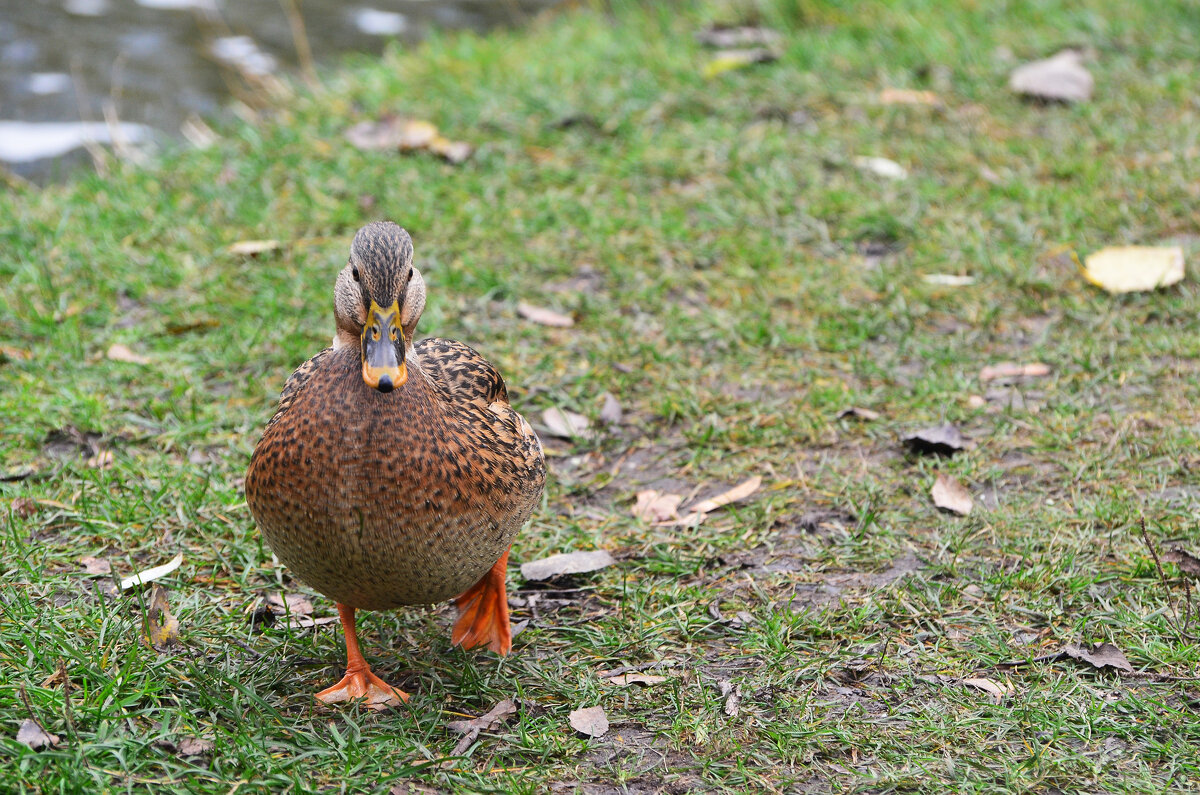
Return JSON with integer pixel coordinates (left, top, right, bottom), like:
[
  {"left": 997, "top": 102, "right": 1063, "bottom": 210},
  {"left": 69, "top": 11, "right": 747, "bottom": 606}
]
[{"left": 245, "top": 221, "right": 546, "bottom": 707}]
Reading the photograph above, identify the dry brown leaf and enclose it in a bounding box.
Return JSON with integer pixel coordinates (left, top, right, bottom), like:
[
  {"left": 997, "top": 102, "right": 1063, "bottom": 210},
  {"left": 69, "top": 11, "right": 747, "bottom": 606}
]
[
  {"left": 16, "top": 719, "right": 59, "bottom": 751},
  {"left": 979, "top": 362, "right": 1052, "bottom": 382},
  {"left": 106, "top": 343, "right": 151, "bottom": 365},
  {"left": 143, "top": 584, "right": 180, "bottom": 649},
  {"left": 931, "top": 473, "right": 973, "bottom": 516},
  {"left": 79, "top": 556, "right": 111, "bottom": 575},
  {"left": 1009, "top": 50, "right": 1093, "bottom": 102},
  {"left": 962, "top": 677, "right": 1013, "bottom": 702},
  {"left": 1083, "top": 246, "right": 1185, "bottom": 294},
  {"left": 1063, "top": 642, "right": 1132, "bottom": 673},
  {"left": 520, "top": 550, "right": 615, "bottom": 581},
  {"left": 689, "top": 476, "right": 762, "bottom": 514},
  {"left": 517, "top": 302, "right": 574, "bottom": 328},
  {"left": 428, "top": 136, "right": 472, "bottom": 164},
  {"left": 177, "top": 737, "right": 214, "bottom": 756},
  {"left": 1162, "top": 547, "right": 1200, "bottom": 577},
  {"left": 228, "top": 239, "right": 281, "bottom": 256},
  {"left": 120, "top": 552, "right": 184, "bottom": 591},
  {"left": 879, "top": 88, "right": 941, "bottom": 106},
  {"left": 632, "top": 490, "right": 682, "bottom": 523},
  {"left": 283, "top": 615, "right": 339, "bottom": 630},
  {"left": 598, "top": 392, "right": 622, "bottom": 424},
  {"left": 85, "top": 450, "right": 114, "bottom": 469},
  {"left": 903, "top": 425, "right": 966, "bottom": 456},
  {"left": 568, "top": 705, "right": 608, "bottom": 738},
  {"left": 446, "top": 699, "right": 518, "bottom": 759},
  {"left": 541, "top": 407, "right": 593, "bottom": 440},
  {"left": 606, "top": 673, "right": 668, "bottom": 687},
  {"left": 718, "top": 680, "right": 741, "bottom": 717},
  {"left": 11, "top": 497, "right": 38, "bottom": 518},
  {"left": 837, "top": 406, "right": 880, "bottom": 421},
  {"left": 266, "top": 593, "right": 313, "bottom": 616}
]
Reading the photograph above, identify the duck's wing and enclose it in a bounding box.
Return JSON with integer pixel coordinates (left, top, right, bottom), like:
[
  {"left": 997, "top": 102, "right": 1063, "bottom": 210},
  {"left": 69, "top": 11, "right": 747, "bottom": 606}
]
[
  {"left": 264, "top": 347, "right": 336, "bottom": 429},
  {"left": 413, "top": 337, "right": 509, "bottom": 408}
]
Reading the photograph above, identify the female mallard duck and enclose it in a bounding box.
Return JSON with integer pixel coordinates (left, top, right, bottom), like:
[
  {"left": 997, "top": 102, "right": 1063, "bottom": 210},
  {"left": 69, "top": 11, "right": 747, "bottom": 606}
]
[{"left": 245, "top": 221, "right": 545, "bottom": 707}]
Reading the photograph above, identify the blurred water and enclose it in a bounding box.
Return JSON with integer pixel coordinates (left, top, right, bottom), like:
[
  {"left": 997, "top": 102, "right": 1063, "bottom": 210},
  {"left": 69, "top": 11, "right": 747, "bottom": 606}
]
[{"left": 0, "top": 0, "right": 557, "bottom": 179}]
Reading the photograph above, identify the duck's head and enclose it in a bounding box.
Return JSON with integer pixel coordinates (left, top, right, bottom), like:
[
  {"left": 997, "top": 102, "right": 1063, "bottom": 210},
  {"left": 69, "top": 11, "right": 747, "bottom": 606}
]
[{"left": 333, "top": 221, "right": 426, "bottom": 393}]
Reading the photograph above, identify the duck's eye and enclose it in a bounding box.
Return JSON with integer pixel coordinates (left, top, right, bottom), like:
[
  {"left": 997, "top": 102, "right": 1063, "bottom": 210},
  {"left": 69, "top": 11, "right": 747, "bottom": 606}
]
[{"left": 352, "top": 267, "right": 361, "bottom": 282}]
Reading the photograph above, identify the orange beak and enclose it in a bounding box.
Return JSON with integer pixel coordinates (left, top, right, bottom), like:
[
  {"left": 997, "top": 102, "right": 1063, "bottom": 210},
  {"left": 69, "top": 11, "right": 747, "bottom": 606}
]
[{"left": 361, "top": 300, "right": 407, "bottom": 393}]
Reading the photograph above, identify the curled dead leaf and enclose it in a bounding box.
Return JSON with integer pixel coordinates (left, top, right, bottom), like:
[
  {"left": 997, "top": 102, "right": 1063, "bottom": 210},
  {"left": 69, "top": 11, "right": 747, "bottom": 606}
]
[
  {"left": 931, "top": 473, "right": 973, "bottom": 516},
  {"left": 106, "top": 343, "right": 151, "bottom": 365},
  {"left": 606, "top": 673, "right": 667, "bottom": 687},
  {"left": 1009, "top": 50, "right": 1093, "bottom": 102},
  {"left": 517, "top": 302, "right": 574, "bottom": 328},
  {"left": 695, "top": 25, "right": 782, "bottom": 49},
  {"left": 541, "top": 407, "right": 594, "bottom": 440},
  {"left": 1063, "top": 642, "right": 1132, "bottom": 673},
  {"left": 632, "top": 490, "right": 682, "bottom": 523},
  {"left": 962, "top": 677, "right": 1013, "bottom": 702},
  {"left": 568, "top": 705, "right": 608, "bottom": 738},
  {"left": 85, "top": 450, "right": 114, "bottom": 469},
  {"left": 79, "top": 556, "right": 111, "bottom": 575},
  {"left": 854, "top": 156, "right": 908, "bottom": 180},
  {"left": 228, "top": 239, "right": 281, "bottom": 256},
  {"left": 16, "top": 719, "right": 59, "bottom": 751},
  {"left": 178, "top": 737, "right": 215, "bottom": 756},
  {"left": 879, "top": 88, "right": 941, "bottom": 106},
  {"left": 598, "top": 392, "right": 622, "bottom": 424},
  {"left": 446, "top": 698, "right": 518, "bottom": 760},
  {"left": 718, "top": 680, "right": 741, "bottom": 717},
  {"left": 703, "top": 48, "right": 777, "bottom": 79},
  {"left": 903, "top": 425, "right": 966, "bottom": 456},
  {"left": 520, "top": 550, "right": 614, "bottom": 582},
  {"left": 143, "top": 584, "right": 180, "bottom": 649},
  {"left": 979, "top": 362, "right": 1052, "bottom": 382},
  {"left": 266, "top": 593, "right": 313, "bottom": 616},
  {"left": 1162, "top": 547, "right": 1200, "bottom": 577},
  {"left": 1083, "top": 246, "right": 1184, "bottom": 294}
]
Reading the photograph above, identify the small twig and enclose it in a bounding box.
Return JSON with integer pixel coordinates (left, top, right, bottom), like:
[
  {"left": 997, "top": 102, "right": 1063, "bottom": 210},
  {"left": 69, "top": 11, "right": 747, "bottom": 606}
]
[
  {"left": 279, "top": 0, "right": 318, "bottom": 87},
  {"left": 1138, "top": 517, "right": 1200, "bottom": 641}
]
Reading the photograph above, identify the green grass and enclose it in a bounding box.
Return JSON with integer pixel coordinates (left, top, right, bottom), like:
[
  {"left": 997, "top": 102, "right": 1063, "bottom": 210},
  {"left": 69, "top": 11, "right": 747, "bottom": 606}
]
[{"left": 3, "top": 0, "right": 1200, "bottom": 791}]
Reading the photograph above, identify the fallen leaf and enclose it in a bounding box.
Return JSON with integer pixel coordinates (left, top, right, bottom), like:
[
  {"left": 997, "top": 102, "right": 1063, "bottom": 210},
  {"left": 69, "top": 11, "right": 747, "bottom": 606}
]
[
  {"left": 120, "top": 552, "right": 184, "bottom": 591},
  {"left": 85, "top": 449, "right": 114, "bottom": 469},
  {"left": 427, "top": 136, "right": 472, "bottom": 164},
  {"left": 228, "top": 239, "right": 281, "bottom": 256},
  {"left": 266, "top": 593, "right": 313, "bottom": 616},
  {"left": 283, "top": 615, "right": 339, "bottom": 630},
  {"left": 1, "top": 345, "right": 33, "bottom": 361},
  {"left": 695, "top": 25, "right": 782, "bottom": 48},
  {"left": 143, "top": 584, "right": 180, "bottom": 649},
  {"left": 1009, "top": 50, "right": 1093, "bottom": 102},
  {"left": 903, "top": 425, "right": 966, "bottom": 456},
  {"left": 11, "top": 497, "right": 38, "bottom": 518},
  {"left": 446, "top": 699, "right": 518, "bottom": 759},
  {"left": 1083, "top": 246, "right": 1185, "bottom": 294},
  {"left": 541, "top": 407, "right": 593, "bottom": 440},
  {"left": 931, "top": 473, "right": 973, "bottom": 516},
  {"left": 1063, "top": 642, "right": 1132, "bottom": 673},
  {"left": 962, "top": 677, "right": 1013, "bottom": 702},
  {"left": 568, "top": 705, "right": 608, "bottom": 738},
  {"left": 105, "top": 343, "right": 151, "bottom": 365},
  {"left": 837, "top": 406, "right": 880, "bottom": 421},
  {"left": 703, "top": 48, "right": 777, "bottom": 79},
  {"left": 688, "top": 476, "right": 762, "bottom": 515},
  {"left": 517, "top": 302, "right": 574, "bottom": 328},
  {"left": 79, "top": 556, "right": 111, "bottom": 575},
  {"left": 177, "top": 737, "right": 214, "bottom": 756},
  {"left": 606, "top": 673, "right": 667, "bottom": 687},
  {"left": 598, "top": 392, "right": 622, "bottom": 424},
  {"left": 632, "top": 490, "right": 682, "bottom": 522},
  {"left": 923, "top": 273, "right": 975, "bottom": 286},
  {"left": 16, "top": 719, "right": 59, "bottom": 751},
  {"left": 1162, "top": 547, "right": 1200, "bottom": 577},
  {"left": 393, "top": 119, "right": 438, "bottom": 150},
  {"left": 854, "top": 156, "right": 907, "bottom": 180},
  {"left": 520, "top": 550, "right": 615, "bottom": 581},
  {"left": 879, "top": 88, "right": 940, "bottom": 106},
  {"left": 979, "top": 362, "right": 1052, "bottom": 382},
  {"left": 718, "top": 680, "right": 741, "bottom": 717}
]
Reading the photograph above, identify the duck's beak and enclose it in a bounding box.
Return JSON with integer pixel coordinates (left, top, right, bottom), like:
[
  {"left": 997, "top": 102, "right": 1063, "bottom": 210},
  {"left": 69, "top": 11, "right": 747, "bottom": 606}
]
[{"left": 361, "top": 300, "right": 407, "bottom": 393}]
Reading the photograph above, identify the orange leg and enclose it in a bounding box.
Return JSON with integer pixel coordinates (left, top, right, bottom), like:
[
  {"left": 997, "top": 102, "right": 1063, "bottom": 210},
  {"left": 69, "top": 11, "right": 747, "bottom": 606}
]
[
  {"left": 315, "top": 603, "right": 409, "bottom": 708},
  {"left": 452, "top": 548, "right": 513, "bottom": 655}
]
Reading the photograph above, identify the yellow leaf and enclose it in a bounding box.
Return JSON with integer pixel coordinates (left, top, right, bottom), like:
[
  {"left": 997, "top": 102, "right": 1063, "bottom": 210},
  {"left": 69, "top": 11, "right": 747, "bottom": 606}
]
[
  {"left": 1083, "top": 246, "right": 1184, "bottom": 294},
  {"left": 703, "top": 48, "right": 776, "bottom": 79}
]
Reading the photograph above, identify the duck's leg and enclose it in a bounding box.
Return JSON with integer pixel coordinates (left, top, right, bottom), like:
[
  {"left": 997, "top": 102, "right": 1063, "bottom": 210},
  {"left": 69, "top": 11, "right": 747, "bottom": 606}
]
[
  {"left": 452, "top": 547, "right": 513, "bottom": 655},
  {"left": 315, "top": 603, "right": 408, "bottom": 707}
]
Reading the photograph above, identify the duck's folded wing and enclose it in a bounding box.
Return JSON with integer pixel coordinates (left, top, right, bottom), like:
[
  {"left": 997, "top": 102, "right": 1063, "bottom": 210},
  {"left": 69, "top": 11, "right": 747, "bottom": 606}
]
[{"left": 265, "top": 347, "right": 336, "bottom": 429}]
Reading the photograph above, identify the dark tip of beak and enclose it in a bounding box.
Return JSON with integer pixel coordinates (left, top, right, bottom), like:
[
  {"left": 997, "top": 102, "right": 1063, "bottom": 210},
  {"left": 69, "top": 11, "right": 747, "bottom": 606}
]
[{"left": 376, "top": 374, "right": 394, "bottom": 393}]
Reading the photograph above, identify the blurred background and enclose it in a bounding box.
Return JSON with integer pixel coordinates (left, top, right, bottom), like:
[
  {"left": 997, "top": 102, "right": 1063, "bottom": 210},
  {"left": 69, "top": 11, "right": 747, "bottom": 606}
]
[{"left": 0, "top": 0, "right": 559, "bottom": 180}]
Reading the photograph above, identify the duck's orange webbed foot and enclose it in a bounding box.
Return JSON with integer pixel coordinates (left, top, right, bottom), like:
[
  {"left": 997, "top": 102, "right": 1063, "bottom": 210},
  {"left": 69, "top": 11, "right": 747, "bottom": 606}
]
[
  {"left": 452, "top": 548, "right": 513, "bottom": 655},
  {"left": 316, "top": 664, "right": 408, "bottom": 708},
  {"left": 316, "top": 603, "right": 409, "bottom": 709}
]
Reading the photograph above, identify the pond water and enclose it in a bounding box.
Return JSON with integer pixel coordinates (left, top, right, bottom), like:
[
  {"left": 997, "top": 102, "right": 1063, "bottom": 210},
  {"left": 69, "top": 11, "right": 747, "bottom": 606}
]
[{"left": 0, "top": 0, "right": 557, "bottom": 180}]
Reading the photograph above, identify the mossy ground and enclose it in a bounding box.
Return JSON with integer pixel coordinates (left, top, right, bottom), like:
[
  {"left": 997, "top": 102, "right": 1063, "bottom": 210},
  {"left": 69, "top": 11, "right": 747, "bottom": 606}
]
[{"left": 2, "top": 0, "right": 1199, "bottom": 792}]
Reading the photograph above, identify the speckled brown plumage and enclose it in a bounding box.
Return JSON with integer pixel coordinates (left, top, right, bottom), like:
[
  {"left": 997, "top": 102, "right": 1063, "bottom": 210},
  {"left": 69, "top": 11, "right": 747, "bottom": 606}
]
[{"left": 244, "top": 221, "right": 545, "bottom": 705}]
